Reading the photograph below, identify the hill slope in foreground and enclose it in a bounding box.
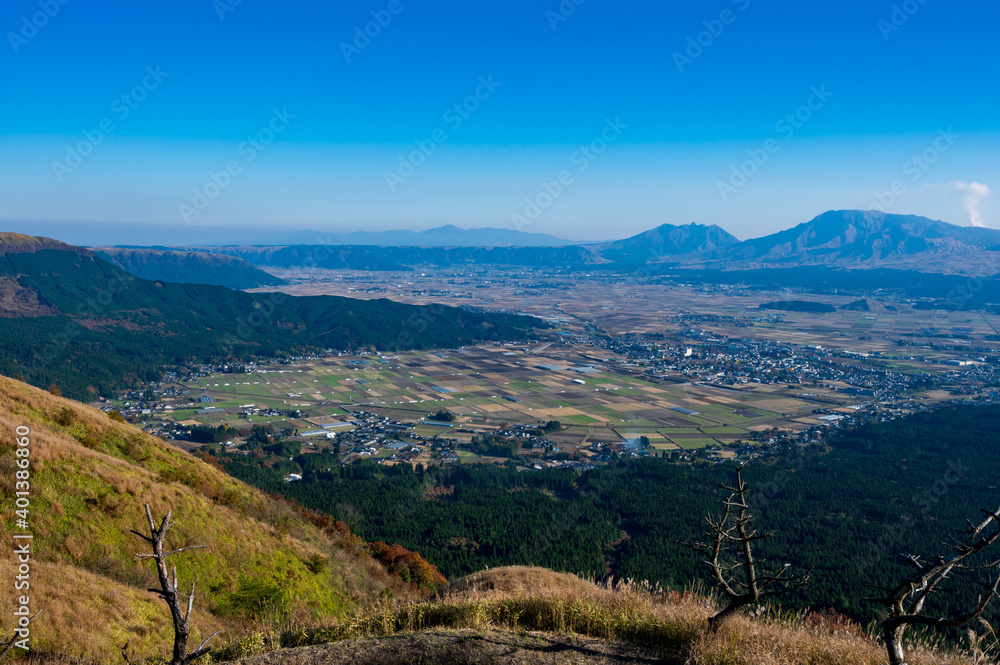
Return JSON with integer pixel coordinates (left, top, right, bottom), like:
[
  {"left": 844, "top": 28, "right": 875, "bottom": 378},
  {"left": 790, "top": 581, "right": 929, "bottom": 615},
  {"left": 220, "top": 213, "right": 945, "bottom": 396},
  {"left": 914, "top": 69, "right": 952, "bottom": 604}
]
[{"left": 0, "top": 375, "right": 436, "bottom": 663}]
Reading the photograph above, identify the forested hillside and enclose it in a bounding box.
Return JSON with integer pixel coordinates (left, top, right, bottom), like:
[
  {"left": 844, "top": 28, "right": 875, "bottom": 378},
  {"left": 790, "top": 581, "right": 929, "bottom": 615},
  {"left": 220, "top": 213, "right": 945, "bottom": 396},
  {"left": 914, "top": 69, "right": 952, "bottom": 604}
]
[
  {"left": 0, "top": 240, "right": 543, "bottom": 399},
  {"left": 94, "top": 246, "right": 287, "bottom": 289},
  {"left": 213, "top": 404, "right": 1000, "bottom": 628}
]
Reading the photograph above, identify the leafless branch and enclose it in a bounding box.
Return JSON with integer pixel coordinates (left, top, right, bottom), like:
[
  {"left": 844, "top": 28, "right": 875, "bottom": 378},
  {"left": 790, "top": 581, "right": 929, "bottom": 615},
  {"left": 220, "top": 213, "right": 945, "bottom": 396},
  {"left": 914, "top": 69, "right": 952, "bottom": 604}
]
[
  {"left": 681, "top": 462, "right": 810, "bottom": 631},
  {"left": 0, "top": 610, "right": 40, "bottom": 661},
  {"left": 132, "top": 503, "right": 219, "bottom": 665},
  {"left": 870, "top": 506, "right": 1000, "bottom": 665}
]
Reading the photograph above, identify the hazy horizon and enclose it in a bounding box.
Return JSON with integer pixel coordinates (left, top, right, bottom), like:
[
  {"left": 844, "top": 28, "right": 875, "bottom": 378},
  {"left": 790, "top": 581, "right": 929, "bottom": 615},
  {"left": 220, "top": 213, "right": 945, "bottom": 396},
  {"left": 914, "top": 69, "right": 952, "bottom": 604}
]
[{"left": 1, "top": 204, "right": 988, "bottom": 248}]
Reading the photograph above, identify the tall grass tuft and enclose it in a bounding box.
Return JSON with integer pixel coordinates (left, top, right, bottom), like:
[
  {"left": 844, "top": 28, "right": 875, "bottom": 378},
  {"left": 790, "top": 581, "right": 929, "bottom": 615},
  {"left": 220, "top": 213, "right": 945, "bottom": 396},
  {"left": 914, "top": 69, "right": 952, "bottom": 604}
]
[{"left": 269, "top": 567, "right": 984, "bottom": 665}]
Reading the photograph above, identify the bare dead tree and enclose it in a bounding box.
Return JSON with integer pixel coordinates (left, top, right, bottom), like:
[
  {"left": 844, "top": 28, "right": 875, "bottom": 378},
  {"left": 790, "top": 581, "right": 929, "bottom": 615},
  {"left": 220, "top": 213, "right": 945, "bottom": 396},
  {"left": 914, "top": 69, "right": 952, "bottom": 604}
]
[
  {"left": 866, "top": 507, "right": 1000, "bottom": 665},
  {"left": 127, "top": 503, "right": 221, "bottom": 665},
  {"left": 682, "top": 462, "right": 810, "bottom": 631},
  {"left": 0, "top": 610, "right": 40, "bottom": 661}
]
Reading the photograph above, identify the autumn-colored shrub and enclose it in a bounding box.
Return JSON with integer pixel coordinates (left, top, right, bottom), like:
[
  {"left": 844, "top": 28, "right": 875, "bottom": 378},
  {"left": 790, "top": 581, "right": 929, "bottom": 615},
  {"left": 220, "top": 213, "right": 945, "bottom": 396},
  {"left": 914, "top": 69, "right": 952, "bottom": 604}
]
[{"left": 370, "top": 542, "right": 449, "bottom": 592}]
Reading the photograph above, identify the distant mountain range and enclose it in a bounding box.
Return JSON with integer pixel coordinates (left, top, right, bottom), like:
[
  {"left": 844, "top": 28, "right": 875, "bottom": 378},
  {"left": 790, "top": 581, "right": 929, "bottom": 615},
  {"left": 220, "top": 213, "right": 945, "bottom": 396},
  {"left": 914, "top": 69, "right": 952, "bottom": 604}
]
[
  {"left": 247, "top": 225, "right": 580, "bottom": 247},
  {"left": 708, "top": 210, "right": 1000, "bottom": 273},
  {"left": 30, "top": 211, "right": 1000, "bottom": 286},
  {"left": 164, "top": 211, "right": 999, "bottom": 276}
]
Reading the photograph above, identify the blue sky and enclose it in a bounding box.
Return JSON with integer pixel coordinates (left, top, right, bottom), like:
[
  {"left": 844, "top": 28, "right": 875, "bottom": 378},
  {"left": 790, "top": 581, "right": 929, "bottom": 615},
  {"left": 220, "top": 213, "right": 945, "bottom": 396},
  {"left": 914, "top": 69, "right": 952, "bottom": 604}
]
[{"left": 1, "top": 0, "right": 997, "bottom": 244}]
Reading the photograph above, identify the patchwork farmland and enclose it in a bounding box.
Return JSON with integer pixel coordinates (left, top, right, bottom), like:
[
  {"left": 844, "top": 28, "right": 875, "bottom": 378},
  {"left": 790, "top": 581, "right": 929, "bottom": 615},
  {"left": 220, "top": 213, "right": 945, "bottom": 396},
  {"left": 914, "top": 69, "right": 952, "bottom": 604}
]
[{"left": 154, "top": 344, "right": 859, "bottom": 458}]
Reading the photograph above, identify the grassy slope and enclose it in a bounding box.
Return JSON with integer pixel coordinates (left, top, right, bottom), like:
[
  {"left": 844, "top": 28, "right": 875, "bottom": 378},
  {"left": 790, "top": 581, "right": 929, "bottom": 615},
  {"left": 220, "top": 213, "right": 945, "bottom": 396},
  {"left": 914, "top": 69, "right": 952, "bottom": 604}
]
[
  {"left": 0, "top": 376, "right": 405, "bottom": 663},
  {"left": 249, "top": 567, "right": 980, "bottom": 665},
  {"left": 0, "top": 233, "right": 81, "bottom": 253}
]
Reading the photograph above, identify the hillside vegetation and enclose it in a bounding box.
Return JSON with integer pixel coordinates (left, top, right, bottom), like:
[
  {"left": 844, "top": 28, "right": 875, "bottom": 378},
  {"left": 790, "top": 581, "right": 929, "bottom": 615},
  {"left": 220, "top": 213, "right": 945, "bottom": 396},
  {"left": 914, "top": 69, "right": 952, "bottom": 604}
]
[
  {"left": 0, "top": 376, "right": 434, "bottom": 664},
  {"left": 0, "top": 233, "right": 83, "bottom": 254}
]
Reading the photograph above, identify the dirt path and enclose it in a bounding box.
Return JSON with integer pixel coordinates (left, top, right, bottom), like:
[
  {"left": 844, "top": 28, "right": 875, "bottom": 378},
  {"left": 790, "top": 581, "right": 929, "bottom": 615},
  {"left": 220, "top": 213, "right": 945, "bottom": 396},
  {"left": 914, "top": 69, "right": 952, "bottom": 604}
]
[{"left": 239, "top": 629, "right": 684, "bottom": 665}]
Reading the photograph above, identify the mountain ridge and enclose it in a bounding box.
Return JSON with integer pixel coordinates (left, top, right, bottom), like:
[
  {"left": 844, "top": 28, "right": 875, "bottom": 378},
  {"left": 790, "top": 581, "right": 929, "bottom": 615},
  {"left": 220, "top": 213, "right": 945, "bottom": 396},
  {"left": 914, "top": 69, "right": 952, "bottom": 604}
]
[
  {"left": 703, "top": 210, "right": 1000, "bottom": 272},
  {"left": 137, "top": 211, "right": 1000, "bottom": 275},
  {"left": 94, "top": 247, "right": 287, "bottom": 289},
  {"left": 588, "top": 222, "right": 741, "bottom": 264},
  {"left": 0, "top": 231, "right": 89, "bottom": 254}
]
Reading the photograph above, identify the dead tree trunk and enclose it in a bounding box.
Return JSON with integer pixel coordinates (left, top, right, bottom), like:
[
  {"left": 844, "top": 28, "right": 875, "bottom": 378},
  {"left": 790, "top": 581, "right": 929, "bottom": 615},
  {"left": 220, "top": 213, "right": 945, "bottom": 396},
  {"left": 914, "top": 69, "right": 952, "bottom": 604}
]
[
  {"left": 0, "top": 611, "right": 40, "bottom": 661},
  {"left": 866, "top": 507, "right": 1000, "bottom": 665},
  {"left": 129, "top": 503, "right": 221, "bottom": 665},
  {"left": 683, "top": 462, "right": 810, "bottom": 632}
]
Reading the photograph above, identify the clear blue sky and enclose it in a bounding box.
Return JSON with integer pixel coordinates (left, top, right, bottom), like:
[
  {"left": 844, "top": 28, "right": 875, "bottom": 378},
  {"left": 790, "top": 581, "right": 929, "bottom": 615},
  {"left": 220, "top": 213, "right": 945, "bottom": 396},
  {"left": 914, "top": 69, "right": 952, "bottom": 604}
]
[{"left": 1, "top": 0, "right": 998, "bottom": 243}]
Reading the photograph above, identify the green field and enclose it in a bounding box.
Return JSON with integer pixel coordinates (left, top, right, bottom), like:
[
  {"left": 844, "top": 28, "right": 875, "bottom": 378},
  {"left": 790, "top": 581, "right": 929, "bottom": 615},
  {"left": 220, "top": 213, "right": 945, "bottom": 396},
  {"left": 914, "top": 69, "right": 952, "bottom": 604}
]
[{"left": 132, "top": 346, "right": 842, "bottom": 456}]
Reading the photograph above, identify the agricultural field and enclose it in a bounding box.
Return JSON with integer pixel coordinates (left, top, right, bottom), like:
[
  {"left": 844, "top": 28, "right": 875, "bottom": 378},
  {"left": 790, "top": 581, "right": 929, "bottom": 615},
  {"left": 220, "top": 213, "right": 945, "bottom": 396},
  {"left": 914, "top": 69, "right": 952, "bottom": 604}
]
[
  {"left": 124, "top": 267, "right": 998, "bottom": 464},
  {"left": 256, "top": 267, "right": 1000, "bottom": 357},
  {"left": 152, "top": 344, "right": 862, "bottom": 454}
]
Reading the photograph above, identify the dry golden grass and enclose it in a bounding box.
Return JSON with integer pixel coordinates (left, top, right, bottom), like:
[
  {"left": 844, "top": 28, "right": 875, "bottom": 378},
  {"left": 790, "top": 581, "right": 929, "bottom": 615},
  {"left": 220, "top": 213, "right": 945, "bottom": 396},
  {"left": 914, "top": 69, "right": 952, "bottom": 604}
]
[
  {"left": 243, "top": 629, "right": 672, "bottom": 665},
  {"left": 688, "top": 611, "right": 968, "bottom": 665},
  {"left": 275, "top": 567, "right": 986, "bottom": 665},
  {"left": 446, "top": 566, "right": 605, "bottom": 598}
]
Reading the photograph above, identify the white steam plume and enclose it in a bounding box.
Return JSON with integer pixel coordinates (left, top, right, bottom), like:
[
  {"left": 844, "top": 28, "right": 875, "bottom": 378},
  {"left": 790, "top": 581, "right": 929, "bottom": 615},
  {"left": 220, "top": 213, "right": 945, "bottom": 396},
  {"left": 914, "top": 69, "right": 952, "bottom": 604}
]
[{"left": 948, "top": 181, "right": 990, "bottom": 227}]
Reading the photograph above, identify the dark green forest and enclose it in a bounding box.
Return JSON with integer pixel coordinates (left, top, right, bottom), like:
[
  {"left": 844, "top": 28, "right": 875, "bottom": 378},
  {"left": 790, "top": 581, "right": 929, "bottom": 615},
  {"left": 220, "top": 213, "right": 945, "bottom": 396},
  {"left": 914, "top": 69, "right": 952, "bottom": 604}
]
[
  {"left": 215, "top": 404, "right": 1000, "bottom": 627},
  {"left": 0, "top": 249, "right": 542, "bottom": 399},
  {"left": 758, "top": 300, "right": 838, "bottom": 313}
]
